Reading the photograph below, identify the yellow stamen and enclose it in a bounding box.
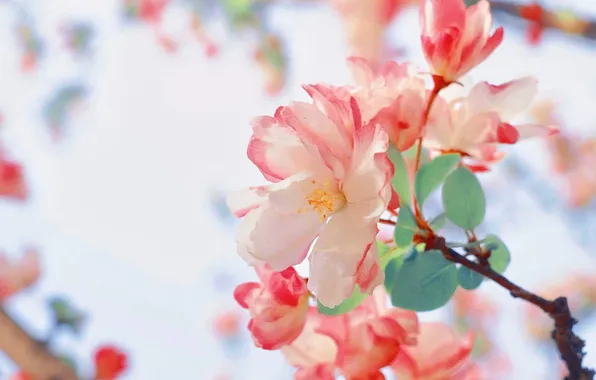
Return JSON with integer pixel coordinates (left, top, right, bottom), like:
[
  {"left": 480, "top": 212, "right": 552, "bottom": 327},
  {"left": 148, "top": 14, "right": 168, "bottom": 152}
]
[{"left": 298, "top": 181, "right": 346, "bottom": 221}]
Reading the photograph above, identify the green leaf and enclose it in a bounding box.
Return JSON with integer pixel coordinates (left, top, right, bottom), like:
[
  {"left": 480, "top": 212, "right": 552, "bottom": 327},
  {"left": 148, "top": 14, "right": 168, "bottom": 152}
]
[
  {"left": 378, "top": 241, "right": 407, "bottom": 270},
  {"left": 394, "top": 205, "right": 417, "bottom": 248},
  {"left": 48, "top": 297, "right": 86, "bottom": 336},
  {"left": 378, "top": 240, "right": 390, "bottom": 257},
  {"left": 485, "top": 234, "right": 511, "bottom": 274},
  {"left": 403, "top": 145, "right": 430, "bottom": 165},
  {"left": 429, "top": 213, "right": 447, "bottom": 231},
  {"left": 388, "top": 145, "right": 411, "bottom": 205},
  {"left": 414, "top": 154, "right": 460, "bottom": 207},
  {"left": 387, "top": 249, "right": 458, "bottom": 312},
  {"left": 442, "top": 167, "right": 486, "bottom": 229},
  {"left": 457, "top": 266, "right": 484, "bottom": 290},
  {"left": 317, "top": 286, "right": 368, "bottom": 316},
  {"left": 383, "top": 247, "right": 413, "bottom": 291}
]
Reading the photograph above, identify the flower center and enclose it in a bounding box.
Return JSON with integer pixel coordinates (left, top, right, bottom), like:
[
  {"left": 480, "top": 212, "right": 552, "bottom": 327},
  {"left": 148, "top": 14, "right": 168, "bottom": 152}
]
[{"left": 300, "top": 180, "right": 347, "bottom": 221}]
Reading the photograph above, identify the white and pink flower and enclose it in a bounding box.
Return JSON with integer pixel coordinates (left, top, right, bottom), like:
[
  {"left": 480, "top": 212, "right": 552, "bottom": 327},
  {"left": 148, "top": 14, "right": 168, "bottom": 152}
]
[
  {"left": 228, "top": 90, "right": 393, "bottom": 307},
  {"left": 423, "top": 77, "right": 558, "bottom": 170}
]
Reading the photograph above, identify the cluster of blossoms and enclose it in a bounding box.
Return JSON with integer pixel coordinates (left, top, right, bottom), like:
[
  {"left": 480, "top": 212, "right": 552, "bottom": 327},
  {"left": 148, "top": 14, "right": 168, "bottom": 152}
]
[{"left": 228, "top": 0, "right": 557, "bottom": 378}]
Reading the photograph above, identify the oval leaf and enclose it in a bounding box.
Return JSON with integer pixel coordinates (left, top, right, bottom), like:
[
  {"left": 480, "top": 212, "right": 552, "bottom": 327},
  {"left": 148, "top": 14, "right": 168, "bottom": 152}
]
[
  {"left": 442, "top": 167, "right": 486, "bottom": 229},
  {"left": 384, "top": 248, "right": 410, "bottom": 291},
  {"left": 388, "top": 146, "right": 411, "bottom": 205},
  {"left": 429, "top": 213, "right": 447, "bottom": 231},
  {"left": 387, "top": 249, "right": 458, "bottom": 312},
  {"left": 317, "top": 286, "right": 368, "bottom": 316},
  {"left": 485, "top": 234, "right": 511, "bottom": 274},
  {"left": 414, "top": 154, "right": 460, "bottom": 207},
  {"left": 457, "top": 266, "right": 484, "bottom": 290},
  {"left": 394, "top": 205, "right": 417, "bottom": 248}
]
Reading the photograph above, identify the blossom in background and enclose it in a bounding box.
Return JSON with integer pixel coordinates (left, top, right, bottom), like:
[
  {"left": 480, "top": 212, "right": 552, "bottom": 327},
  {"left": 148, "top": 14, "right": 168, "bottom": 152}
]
[
  {"left": 0, "top": 151, "right": 27, "bottom": 200},
  {"left": 234, "top": 265, "right": 309, "bottom": 349},
  {"left": 228, "top": 87, "right": 392, "bottom": 307},
  {"left": 391, "top": 322, "right": 474, "bottom": 379},
  {"left": 15, "top": 14, "right": 44, "bottom": 73},
  {"left": 330, "top": 0, "right": 419, "bottom": 63},
  {"left": 419, "top": 0, "right": 503, "bottom": 82},
  {"left": 450, "top": 289, "right": 511, "bottom": 379},
  {"left": 212, "top": 310, "right": 242, "bottom": 339},
  {"left": 254, "top": 34, "right": 286, "bottom": 96},
  {"left": 0, "top": 249, "right": 41, "bottom": 301},
  {"left": 519, "top": 2, "right": 545, "bottom": 46},
  {"left": 94, "top": 345, "right": 128, "bottom": 380},
  {"left": 59, "top": 21, "right": 95, "bottom": 56},
  {"left": 190, "top": 12, "right": 219, "bottom": 58},
  {"left": 424, "top": 77, "right": 557, "bottom": 171}
]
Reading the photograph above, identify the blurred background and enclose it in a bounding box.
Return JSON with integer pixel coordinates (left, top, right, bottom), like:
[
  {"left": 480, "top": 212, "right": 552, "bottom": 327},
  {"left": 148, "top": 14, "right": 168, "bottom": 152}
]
[{"left": 1, "top": 0, "right": 596, "bottom": 378}]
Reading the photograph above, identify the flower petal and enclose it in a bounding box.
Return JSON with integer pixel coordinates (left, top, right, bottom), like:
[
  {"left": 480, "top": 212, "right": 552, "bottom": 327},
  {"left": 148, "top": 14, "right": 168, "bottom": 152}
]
[
  {"left": 309, "top": 206, "right": 382, "bottom": 307},
  {"left": 278, "top": 102, "right": 352, "bottom": 165},
  {"left": 467, "top": 77, "right": 538, "bottom": 120},
  {"left": 281, "top": 308, "right": 338, "bottom": 368},
  {"left": 392, "top": 322, "right": 474, "bottom": 379},
  {"left": 226, "top": 186, "right": 268, "bottom": 218},
  {"left": 343, "top": 123, "right": 391, "bottom": 213},
  {"left": 238, "top": 173, "right": 329, "bottom": 271},
  {"left": 248, "top": 116, "right": 327, "bottom": 182}
]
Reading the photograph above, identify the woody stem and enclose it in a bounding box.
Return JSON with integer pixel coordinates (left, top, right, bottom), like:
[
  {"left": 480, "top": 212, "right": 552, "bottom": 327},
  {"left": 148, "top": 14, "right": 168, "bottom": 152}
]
[
  {"left": 424, "top": 234, "right": 595, "bottom": 380},
  {"left": 0, "top": 307, "right": 78, "bottom": 380}
]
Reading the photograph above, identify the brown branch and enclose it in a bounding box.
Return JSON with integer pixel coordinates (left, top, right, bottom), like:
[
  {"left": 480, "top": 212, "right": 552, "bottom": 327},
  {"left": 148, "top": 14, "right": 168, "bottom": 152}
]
[
  {"left": 425, "top": 235, "right": 595, "bottom": 380},
  {"left": 489, "top": 1, "right": 596, "bottom": 41},
  {"left": 0, "top": 307, "right": 78, "bottom": 380}
]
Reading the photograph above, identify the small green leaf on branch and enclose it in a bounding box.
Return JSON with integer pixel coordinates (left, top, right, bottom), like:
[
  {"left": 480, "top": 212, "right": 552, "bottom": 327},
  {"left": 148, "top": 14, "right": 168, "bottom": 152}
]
[{"left": 442, "top": 167, "right": 486, "bottom": 229}]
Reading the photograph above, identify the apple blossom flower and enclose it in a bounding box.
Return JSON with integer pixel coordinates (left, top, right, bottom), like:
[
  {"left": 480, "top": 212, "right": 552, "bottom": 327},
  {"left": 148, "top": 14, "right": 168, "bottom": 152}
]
[
  {"left": 424, "top": 77, "right": 558, "bottom": 169},
  {"left": 391, "top": 322, "right": 474, "bottom": 380},
  {"left": 419, "top": 0, "right": 504, "bottom": 81},
  {"left": 0, "top": 249, "right": 40, "bottom": 301},
  {"left": 228, "top": 93, "right": 393, "bottom": 307},
  {"left": 234, "top": 265, "right": 309, "bottom": 350},
  {"left": 283, "top": 287, "right": 419, "bottom": 379}
]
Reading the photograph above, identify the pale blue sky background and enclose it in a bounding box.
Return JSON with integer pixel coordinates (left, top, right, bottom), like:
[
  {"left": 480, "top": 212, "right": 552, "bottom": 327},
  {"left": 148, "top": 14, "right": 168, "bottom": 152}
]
[{"left": 0, "top": 0, "right": 596, "bottom": 379}]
